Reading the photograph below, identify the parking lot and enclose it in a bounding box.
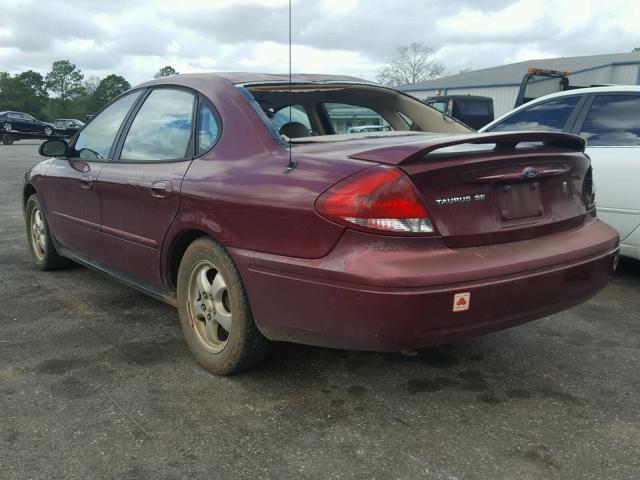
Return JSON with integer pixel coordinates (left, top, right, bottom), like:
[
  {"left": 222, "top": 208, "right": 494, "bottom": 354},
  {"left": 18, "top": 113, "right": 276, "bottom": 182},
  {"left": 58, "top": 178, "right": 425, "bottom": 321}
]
[{"left": 0, "top": 141, "right": 638, "bottom": 480}]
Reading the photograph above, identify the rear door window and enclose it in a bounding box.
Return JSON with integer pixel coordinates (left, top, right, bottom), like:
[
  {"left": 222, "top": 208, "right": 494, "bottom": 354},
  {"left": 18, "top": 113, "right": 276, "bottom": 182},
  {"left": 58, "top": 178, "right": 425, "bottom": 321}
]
[
  {"left": 579, "top": 95, "right": 640, "bottom": 146},
  {"left": 489, "top": 96, "right": 580, "bottom": 132},
  {"left": 120, "top": 88, "right": 195, "bottom": 161},
  {"left": 323, "top": 103, "right": 390, "bottom": 134}
]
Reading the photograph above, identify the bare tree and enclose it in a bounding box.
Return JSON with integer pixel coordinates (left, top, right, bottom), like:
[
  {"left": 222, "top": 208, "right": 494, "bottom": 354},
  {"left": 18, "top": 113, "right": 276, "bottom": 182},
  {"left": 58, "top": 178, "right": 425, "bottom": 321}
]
[
  {"left": 83, "top": 76, "right": 102, "bottom": 95},
  {"left": 376, "top": 43, "right": 445, "bottom": 87}
]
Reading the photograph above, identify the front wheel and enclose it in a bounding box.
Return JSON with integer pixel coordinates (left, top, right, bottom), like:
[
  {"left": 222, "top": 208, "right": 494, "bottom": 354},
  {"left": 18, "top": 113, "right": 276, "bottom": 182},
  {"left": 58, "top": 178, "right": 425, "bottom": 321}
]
[
  {"left": 43, "top": 126, "right": 53, "bottom": 136},
  {"left": 176, "top": 237, "right": 270, "bottom": 375},
  {"left": 25, "top": 194, "right": 69, "bottom": 270},
  {"left": 3, "top": 122, "right": 12, "bottom": 132}
]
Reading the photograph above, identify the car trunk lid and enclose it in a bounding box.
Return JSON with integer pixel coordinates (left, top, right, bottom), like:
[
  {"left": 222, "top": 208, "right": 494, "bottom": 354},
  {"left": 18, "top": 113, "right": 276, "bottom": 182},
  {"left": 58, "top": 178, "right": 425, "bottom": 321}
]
[{"left": 347, "top": 132, "right": 591, "bottom": 248}]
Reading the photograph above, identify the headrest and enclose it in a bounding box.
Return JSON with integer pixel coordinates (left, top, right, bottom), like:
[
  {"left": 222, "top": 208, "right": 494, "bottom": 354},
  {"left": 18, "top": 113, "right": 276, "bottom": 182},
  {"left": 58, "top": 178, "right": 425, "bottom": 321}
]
[{"left": 279, "top": 122, "right": 311, "bottom": 139}]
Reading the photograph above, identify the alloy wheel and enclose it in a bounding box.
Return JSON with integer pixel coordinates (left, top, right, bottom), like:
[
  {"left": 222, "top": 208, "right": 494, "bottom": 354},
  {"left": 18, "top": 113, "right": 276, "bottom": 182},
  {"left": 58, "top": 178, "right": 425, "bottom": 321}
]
[
  {"left": 186, "top": 260, "right": 232, "bottom": 353},
  {"left": 3, "top": 122, "right": 11, "bottom": 132},
  {"left": 30, "top": 208, "right": 46, "bottom": 260}
]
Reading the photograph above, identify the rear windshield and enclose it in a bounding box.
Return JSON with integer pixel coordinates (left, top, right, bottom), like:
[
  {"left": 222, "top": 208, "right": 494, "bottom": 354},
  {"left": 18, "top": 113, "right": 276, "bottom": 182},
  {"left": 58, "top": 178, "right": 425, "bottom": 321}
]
[{"left": 241, "top": 83, "right": 470, "bottom": 142}]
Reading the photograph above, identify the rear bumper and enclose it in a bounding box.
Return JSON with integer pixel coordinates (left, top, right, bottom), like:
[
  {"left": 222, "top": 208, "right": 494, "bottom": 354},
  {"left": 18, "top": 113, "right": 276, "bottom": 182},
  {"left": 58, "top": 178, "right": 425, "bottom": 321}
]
[{"left": 230, "top": 219, "right": 619, "bottom": 351}]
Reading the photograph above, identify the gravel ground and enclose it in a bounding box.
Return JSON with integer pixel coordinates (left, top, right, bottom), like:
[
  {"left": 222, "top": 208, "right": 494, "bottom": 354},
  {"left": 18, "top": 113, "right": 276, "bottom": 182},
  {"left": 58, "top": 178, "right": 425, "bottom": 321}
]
[{"left": 1, "top": 141, "right": 639, "bottom": 480}]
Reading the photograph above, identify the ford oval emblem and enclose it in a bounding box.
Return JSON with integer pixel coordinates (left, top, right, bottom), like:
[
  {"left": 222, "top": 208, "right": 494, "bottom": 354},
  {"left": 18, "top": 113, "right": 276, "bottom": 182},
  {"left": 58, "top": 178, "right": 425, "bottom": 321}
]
[{"left": 525, "top": 168, "right": 539, "bottom": 178}]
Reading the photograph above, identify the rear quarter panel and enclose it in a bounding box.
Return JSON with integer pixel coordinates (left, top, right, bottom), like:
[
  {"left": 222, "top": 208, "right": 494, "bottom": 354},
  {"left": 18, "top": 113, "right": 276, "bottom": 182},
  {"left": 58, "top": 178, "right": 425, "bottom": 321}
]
[{"left": 163, "top": 77, "right": 373, "bottom": 268}]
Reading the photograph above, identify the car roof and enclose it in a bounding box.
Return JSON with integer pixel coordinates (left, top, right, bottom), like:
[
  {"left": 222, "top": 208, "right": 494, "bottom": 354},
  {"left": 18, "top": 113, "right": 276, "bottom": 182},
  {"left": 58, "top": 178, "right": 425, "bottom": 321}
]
[
  {"left": 481, "top": 85, "right": 640, "bottom": 132},
  {"left": 136, "top": 72, "right": 371, "bottom": 88}
]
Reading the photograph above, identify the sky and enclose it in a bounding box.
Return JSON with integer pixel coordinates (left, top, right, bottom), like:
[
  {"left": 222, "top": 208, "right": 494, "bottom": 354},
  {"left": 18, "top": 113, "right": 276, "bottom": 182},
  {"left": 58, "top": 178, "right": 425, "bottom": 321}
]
[{"left": 1, "top": 0, "right": 639, "bottom": 86}]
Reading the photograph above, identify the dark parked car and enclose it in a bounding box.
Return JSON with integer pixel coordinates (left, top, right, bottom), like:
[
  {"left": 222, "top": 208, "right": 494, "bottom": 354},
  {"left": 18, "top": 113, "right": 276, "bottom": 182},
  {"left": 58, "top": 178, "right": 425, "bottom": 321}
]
[
  {"left": 23, "top": 73, "right": 619, "bottom": 374},
  {"left": 54, "top": 118, "right": 85, "bottom": 137},
  {"left": 1, "top": 111, "right": 55, "bottom": 136},
  {"left": 424, "top": 95, "right": 494, "bottom": 130}
]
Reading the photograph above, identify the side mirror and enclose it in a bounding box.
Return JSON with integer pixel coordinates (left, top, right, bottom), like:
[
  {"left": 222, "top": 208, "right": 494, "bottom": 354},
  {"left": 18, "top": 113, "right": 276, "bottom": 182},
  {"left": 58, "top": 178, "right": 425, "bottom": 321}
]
[{"left": 39, "top": 139, "right": 68, "bottom": 157}]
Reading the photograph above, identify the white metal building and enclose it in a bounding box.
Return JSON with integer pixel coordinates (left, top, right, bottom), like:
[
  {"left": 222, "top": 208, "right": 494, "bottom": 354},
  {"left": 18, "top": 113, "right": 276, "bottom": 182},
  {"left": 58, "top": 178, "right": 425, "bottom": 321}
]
[{"left": 398, "top": 52, "right": 640, "bottom": 117}]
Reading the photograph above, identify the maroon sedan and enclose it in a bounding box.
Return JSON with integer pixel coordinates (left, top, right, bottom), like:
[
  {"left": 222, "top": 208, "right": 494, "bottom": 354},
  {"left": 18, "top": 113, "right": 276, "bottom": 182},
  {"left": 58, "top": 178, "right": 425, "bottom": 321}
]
[{"left": 23, "top": 73, "right": 619, "bottom": 374}]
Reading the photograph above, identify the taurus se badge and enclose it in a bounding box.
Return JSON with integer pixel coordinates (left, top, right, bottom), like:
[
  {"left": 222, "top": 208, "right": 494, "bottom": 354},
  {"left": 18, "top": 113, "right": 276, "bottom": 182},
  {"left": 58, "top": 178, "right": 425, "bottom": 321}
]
[{"left": 435, "top": 193, "right": 486, "bottom": 206}]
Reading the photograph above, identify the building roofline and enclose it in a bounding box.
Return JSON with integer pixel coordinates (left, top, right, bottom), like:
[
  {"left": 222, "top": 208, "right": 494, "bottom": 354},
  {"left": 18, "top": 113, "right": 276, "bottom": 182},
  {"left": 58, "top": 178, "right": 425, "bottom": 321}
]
[{"left": 398, "top": 59, "right": 640, "bottom": 92}]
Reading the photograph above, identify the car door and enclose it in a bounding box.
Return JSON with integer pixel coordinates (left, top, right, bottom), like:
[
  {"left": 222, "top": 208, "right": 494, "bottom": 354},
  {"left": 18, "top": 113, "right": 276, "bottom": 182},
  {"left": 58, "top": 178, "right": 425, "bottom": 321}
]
[
  {"left": 41, "top": 91, "right": 143, "bottom": 261},
  {"left": 574, "top": 93, "right": 640, "bottom": 241},
  {"left": 7, "top": 112, "right": 27, "bottom": 131},
  {"left": 96, "top": 87, "right": 198, "bottom": 290},
  {"left": 21, "top": 113, "right": 39, "bottom": 132}
]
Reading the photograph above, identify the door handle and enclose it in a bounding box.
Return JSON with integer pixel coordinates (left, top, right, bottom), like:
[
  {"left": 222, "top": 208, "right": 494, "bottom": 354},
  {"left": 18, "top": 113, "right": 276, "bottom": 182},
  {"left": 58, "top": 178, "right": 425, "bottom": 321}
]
[
  {"left": 150, "top": 180, "right": 173, "bottom": 198},
  {"left": 80, "top": 175, "right": 93, "bottom": 190}
]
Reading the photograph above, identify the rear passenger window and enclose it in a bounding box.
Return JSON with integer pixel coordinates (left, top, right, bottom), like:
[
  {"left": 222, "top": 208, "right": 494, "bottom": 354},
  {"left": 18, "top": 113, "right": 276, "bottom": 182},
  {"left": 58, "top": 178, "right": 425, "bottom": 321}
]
[
  {"left": 196, "top": 101, "right": 221, "bottom": 155},
  {"left": 579, "top": 95, "right": 640, "bottom": 146},
  {"left": 490, "top": 96, "right": 580, "bottom": 133},
  {"left": 121, "top": 89, "right": 195, "bottom": 161}
]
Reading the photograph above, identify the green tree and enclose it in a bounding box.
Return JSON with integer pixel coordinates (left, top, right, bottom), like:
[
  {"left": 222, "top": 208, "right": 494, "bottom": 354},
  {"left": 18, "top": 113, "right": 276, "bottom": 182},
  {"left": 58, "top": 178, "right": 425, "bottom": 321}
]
[
  {"left": 16, "top": 70, "right": 48, "bottom": 98},
  {"left": 0, "top": 72, "right": 37, "bottom": 114},
  {"left": 92, "top": 74, "right": 131, "bottom": 110},
  {"left": 154, "top": 65, "right": 179, "bottom": 79},
  {"left": 45, "top": 60, "right": 85, "bottom": 101},
  {"left": 15, "top": 70, "right": 48, "bottom": 115}
]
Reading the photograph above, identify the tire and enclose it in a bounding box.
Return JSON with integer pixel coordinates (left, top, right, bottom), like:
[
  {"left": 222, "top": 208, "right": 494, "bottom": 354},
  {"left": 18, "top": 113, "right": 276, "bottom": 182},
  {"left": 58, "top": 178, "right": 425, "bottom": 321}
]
[
  {"left": 177, "top": 237, "right": 270, "bottom": 375},
  {"left": 43, "top": 126, "right": 53, "bottom": 136},
  {"left": 3, "top": 122, "right": 12, "bottom": 132},
  {"left": 25, "top": 194, "right": 69, "bottom": 270},
  {"left": 1, "top": 134, "right": 14, "bottom": 145}
]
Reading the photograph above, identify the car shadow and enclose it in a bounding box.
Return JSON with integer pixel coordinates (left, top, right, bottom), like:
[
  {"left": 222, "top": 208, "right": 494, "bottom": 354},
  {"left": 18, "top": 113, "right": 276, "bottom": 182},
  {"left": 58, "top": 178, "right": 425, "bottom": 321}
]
[
  {"left": 36, "top": 253, "right": 633, "bottom": 412},
  {"left": 616, "top": 256, "right": 640, "bottom": 278}
]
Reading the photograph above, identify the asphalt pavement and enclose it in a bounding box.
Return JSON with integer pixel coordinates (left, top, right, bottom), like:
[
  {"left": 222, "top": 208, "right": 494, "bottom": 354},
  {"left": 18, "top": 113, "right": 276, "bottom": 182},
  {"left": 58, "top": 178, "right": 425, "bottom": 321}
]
[{"left": 1, "top": 140, "right": 639, "bottom": 479}]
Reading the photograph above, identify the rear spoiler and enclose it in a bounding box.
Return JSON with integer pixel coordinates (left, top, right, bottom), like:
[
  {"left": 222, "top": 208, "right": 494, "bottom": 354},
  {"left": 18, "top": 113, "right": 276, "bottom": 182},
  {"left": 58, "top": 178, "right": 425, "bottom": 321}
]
[{"left": 348, "top": 132, "right": 586, "bottom": 165}]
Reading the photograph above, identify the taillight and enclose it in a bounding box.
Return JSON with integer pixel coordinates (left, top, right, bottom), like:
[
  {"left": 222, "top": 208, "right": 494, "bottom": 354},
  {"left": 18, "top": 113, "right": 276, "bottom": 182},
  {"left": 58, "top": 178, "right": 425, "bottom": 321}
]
[{"left": 315, "top": 166, "right": 435, "bottom": 234}]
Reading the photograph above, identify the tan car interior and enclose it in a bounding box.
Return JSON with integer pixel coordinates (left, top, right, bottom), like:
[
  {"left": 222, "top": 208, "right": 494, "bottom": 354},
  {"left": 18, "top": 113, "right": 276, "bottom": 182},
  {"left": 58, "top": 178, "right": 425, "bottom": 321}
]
[{"left": 244, "top": 83, "right": 471, "bottom": 140}]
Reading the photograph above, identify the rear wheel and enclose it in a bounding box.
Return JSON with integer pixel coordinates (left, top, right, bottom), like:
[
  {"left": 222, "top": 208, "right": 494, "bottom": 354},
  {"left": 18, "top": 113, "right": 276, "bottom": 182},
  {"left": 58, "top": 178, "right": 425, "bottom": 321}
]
[
  {"left": 25, "top": 194, "right": 69, "bottom": 270},
  {"left": 177, "top": 237, "right": 270, "bottom": 374}
]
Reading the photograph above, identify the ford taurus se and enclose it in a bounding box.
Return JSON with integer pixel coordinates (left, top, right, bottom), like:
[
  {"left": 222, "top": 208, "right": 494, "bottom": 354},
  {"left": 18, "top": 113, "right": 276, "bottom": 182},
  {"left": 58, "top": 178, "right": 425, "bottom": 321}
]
[{"left": 23, "top": 73, "right": 619, "bottom": 374}]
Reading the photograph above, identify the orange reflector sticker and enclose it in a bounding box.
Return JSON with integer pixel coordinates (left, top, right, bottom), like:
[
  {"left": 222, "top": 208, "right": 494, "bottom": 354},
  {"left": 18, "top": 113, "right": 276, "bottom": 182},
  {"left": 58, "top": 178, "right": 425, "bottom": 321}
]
[{"left": 453, "top": 292, "right": 470, "bottom": 312}]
